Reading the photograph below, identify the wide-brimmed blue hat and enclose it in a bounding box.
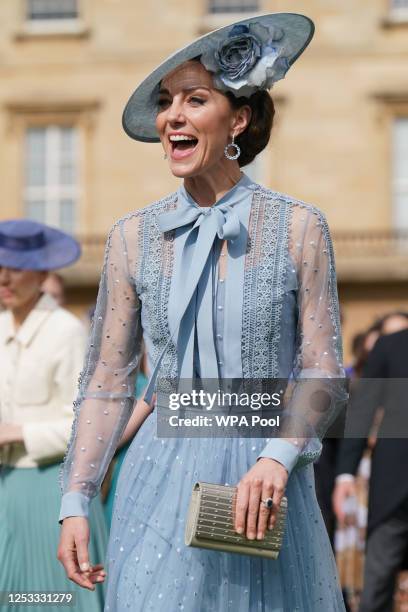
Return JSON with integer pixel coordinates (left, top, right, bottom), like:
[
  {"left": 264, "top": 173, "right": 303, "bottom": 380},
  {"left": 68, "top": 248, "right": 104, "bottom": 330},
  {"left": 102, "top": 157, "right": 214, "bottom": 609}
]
[
  {"left": 0, "top": 219, "right": 81, "bottom": 271},
  {"left": 123, "top": 12, "right": 314, "bottom": 142}
]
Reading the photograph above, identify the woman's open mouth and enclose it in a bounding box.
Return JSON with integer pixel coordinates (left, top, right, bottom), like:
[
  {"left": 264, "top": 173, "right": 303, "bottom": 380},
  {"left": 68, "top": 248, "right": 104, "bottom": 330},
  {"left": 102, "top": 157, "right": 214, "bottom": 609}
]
[{"left": 169, "top": 133, "right": 198, "bottom": 160}]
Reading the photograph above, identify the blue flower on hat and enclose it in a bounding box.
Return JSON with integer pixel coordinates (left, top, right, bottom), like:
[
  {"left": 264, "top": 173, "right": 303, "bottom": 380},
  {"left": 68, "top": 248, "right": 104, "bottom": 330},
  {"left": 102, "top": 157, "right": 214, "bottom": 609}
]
[
  {"left": 215, "top": 25, "right": 262, "bottom": 80},
  {"left": 200, "top": 22, "right": 290, "bottom": 97}
]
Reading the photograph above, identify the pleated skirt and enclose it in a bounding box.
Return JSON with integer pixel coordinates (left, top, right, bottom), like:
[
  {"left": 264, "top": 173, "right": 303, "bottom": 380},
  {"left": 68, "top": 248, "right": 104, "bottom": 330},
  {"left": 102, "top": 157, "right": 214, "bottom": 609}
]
[
  {"left": 105, "top": 412, "right": 346, "bottom": 612},
  {"left": 0, "top": 462, "right": 108, "bottom": 612}
]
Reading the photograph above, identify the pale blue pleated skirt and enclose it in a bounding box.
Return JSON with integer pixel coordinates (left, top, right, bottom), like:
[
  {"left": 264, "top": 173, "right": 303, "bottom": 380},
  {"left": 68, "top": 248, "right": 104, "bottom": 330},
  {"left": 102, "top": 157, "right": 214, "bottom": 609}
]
[
  {"left": 0, "top": 462, "right": 108, "bottom": 612},
  {"left": 104, "top": 412, "right": 346, "bottom": 612}
]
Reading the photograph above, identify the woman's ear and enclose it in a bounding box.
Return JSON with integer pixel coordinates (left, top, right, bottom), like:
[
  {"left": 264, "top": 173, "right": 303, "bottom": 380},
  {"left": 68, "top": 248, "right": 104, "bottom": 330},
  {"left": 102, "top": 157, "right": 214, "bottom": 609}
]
[{"left": 232, "top": 104, "right": 252, "bottom": 137}]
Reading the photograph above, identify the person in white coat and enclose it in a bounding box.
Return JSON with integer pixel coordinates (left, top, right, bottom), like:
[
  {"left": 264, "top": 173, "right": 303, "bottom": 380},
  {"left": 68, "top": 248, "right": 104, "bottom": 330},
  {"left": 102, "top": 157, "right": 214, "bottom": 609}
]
[{"left": 0, "top": 219, "right": 107, "bottom": 612}]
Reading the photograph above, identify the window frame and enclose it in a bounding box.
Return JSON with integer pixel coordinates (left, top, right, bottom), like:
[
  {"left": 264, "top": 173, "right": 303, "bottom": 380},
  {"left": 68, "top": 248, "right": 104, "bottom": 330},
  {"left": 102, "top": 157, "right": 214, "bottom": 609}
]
[
  {"left": 390, "top": 0, "right": 408, "bottom": 11},
  {"left": 24, "top": 124, "right": 79, "bottom": 234},
  {"left": 383, "top": 0, "right": 408, "bottom": 25},
  {"left": 16, "top": 0, "right": 89, "bottom": 38},
  {"left": 370, "top": 93, "right": 408, "bottom": 235},
  {"left": 26, "top": 0, "right": 79, "bottom": 22},
  {"left": 4, "top": 101, "right": 100, "bottom": 237},
  {"left": 207, "top": 0, "right": 260, "bottom": 15},
  {"left": 391, "top": 116, "right": 408, "bottom": 230}
]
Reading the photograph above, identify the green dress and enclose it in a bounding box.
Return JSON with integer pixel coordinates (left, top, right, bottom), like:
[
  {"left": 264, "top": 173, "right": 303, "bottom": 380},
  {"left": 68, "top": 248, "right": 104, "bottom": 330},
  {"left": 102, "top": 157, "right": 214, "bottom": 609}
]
[{"left": 0, "top": 461, "right": 107, "bottom": 612}]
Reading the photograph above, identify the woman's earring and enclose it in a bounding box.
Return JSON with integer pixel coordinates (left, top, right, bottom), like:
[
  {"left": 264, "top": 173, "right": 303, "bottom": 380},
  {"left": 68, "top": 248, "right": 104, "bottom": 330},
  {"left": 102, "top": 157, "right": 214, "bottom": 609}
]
[
  {"left": 224, "top": 134, "right": 241, "bottom": 161},
  {"left": 164, "top": 152, "right": 168, "bottom": 160}
]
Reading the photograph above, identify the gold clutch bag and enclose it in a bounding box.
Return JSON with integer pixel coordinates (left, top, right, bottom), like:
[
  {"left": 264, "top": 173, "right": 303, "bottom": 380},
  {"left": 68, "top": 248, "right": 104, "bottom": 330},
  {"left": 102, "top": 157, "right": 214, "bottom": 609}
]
[{"left": 185, "top": 481, "right": 288, "bottom": 559}]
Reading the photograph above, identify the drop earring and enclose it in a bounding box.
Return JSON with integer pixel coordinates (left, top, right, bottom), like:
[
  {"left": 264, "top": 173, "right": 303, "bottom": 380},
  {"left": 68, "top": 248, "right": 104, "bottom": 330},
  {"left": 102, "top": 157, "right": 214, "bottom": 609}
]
[
  {"left": 224, "top": 134, "right": 241, "bottom": 161},
  {"left": 164, "top": 152, "right": 168, "bottom": 160}
]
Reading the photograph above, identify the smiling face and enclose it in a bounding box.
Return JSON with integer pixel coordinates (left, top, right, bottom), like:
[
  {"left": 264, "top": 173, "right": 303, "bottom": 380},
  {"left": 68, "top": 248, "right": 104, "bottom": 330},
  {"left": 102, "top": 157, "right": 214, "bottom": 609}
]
[{"left": 155, "top": 60, "right": 250, "bottom": 178}]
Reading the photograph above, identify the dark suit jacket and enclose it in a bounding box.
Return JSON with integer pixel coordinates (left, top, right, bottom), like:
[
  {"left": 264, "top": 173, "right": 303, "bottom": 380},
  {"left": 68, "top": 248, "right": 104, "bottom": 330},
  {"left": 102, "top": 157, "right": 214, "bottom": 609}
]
[{"left": 335, "top": 328, "right": 408, "bottom": 535}]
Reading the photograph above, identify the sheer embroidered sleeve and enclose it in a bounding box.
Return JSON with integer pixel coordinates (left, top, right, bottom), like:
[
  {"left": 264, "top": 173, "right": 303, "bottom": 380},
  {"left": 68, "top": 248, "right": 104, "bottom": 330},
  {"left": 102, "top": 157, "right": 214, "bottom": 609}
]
[
  {"left": 258, "top": 204, "right": 348, "bottom": 474},
  {"left": 58, "top": 216, "right": 143, "bottom": 522}
]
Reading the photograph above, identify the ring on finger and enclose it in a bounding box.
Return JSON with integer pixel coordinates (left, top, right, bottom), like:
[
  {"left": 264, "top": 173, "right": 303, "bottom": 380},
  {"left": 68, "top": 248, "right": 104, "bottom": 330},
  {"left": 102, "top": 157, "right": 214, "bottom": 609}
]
[{"left": 260, "top": 497, "right": 274, "bottom": 510}]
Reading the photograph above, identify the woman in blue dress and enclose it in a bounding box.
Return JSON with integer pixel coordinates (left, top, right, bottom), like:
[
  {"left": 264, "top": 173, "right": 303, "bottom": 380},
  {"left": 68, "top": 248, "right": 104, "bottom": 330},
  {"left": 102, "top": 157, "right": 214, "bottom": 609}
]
[{"left": 58, "top": 13, "right": 348, "bottom": 611}]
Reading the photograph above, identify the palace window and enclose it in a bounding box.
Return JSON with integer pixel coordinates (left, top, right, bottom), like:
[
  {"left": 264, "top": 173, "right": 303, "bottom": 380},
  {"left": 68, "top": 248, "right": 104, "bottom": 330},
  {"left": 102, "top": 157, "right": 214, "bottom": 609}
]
[
  {"left": 388, "top": 0, "right": 408, "bottom": 21},
  {"left": 390, "top": 0, "right": 408, "bottom": 9},
  {"left": 25, "top": 125, "right": 79, "bottom": 234},
  {"left": 27, "top": 0, "right": 78, "bottom": 21},
  {"left": 208, "top": 0, "right": 259, "bottom": 14},
  {"left": 392, "top": 117, "right": 408, "bottom": 229}
]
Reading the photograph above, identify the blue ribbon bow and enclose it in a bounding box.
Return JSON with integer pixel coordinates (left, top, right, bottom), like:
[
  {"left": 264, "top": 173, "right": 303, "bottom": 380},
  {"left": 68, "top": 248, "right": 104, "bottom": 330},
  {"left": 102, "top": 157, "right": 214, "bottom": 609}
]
[{"left": 143, "top": 174, "right": 255, "bottom": 405}]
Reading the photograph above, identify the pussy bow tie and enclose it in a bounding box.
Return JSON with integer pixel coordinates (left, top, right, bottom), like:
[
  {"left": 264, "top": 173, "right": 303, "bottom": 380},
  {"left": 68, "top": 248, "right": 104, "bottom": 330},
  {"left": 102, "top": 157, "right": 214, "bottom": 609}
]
[{"left": 143, "top": 184, "right": 245, "bottom": 405}]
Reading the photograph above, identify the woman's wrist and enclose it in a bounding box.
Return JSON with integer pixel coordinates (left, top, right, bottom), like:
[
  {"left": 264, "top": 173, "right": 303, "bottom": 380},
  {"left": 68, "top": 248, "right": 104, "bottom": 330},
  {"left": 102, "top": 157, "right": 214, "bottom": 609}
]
[
  {"left": 0, "top": 423, "right": 24, "bottom": 445},
  {"left": 257, "top": 438, "right": 301, "bottom": 476},
  {"left": 257, "top": 456, "right": 289, "bottom": 476}
]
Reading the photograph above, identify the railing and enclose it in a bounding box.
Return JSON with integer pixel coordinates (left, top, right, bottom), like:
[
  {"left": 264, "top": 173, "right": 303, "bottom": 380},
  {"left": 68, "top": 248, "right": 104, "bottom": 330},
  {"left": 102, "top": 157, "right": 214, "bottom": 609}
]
[
  {"left": 77, "top": 234, "right": 106, "bottom": 263},
  {"left": 77, "top": 230, "right": 408, "bottom": 260},
  {"left": 332, "top": 229, "right": 408, "bottom": 256}
]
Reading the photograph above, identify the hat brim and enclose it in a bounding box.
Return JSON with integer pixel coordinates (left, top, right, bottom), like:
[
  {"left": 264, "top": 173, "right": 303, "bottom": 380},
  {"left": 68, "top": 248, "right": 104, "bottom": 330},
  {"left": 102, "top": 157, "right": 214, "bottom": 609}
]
[
  {"left": 0, "top": 225, "right": 81, "bottom": 271},
  {"left": 122, "top": 12, "right": 314, "bottom": 143}
]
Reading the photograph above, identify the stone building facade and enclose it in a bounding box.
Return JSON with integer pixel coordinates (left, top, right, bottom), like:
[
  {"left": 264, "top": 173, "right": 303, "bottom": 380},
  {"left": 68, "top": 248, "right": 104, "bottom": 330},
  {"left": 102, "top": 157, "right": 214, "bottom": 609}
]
[{"left": 0, "top": 0, "right": 408, "bottom": 360}]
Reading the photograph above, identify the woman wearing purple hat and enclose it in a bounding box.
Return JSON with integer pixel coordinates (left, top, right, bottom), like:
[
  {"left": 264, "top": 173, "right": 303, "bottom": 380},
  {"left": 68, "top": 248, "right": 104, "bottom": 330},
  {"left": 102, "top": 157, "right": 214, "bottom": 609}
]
[
  {"left": 58, "top": 12, "right": 347, "bottom": 611},
  {"left": 0, "top": 219, "right": 107, "bottom": 611}
]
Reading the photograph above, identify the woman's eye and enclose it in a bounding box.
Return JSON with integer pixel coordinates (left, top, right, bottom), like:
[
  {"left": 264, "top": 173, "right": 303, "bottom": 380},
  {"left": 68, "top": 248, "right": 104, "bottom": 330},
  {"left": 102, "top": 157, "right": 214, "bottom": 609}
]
[
  {"left": 189, "top": 97, "right": 205, "bottom": 105},
  {"left": 157, "top": 98, "right": 171, "bottom": 109}
]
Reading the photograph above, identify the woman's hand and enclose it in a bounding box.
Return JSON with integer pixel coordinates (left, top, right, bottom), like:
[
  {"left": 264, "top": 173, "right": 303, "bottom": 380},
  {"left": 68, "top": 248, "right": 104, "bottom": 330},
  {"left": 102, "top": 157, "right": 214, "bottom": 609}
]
[
  {"left": 234, "top": 457, "right": 288, "bottom": 540},
  {"left": 332, "top": 479, "right": 357, "bottom": 527},
  {"left": 0, "top": 423, "right": 23, "bottom": 447},
  {"left": 57, "top": 517, "right": 106, "bottom": 590}
]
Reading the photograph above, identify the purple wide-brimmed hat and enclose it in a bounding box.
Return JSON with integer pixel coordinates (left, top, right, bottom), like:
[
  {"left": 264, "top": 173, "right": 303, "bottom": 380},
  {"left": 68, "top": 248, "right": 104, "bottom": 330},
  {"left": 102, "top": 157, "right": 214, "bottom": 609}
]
[{"left": 0, "top": 219, "right": 81, "bottom": 271}]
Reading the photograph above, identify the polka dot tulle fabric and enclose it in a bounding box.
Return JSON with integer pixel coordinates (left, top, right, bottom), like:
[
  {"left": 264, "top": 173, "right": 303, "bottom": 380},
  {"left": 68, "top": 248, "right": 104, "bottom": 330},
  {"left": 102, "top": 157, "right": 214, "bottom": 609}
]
[{"left": 59, "top": 174, "right": 347, "bottom": 610}]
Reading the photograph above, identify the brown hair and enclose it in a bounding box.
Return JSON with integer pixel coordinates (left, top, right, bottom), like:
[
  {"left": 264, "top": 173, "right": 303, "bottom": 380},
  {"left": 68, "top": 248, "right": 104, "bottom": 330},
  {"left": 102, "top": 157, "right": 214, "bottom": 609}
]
[{"left": 225, "top": 90, "right": 275, "bottom": 167}]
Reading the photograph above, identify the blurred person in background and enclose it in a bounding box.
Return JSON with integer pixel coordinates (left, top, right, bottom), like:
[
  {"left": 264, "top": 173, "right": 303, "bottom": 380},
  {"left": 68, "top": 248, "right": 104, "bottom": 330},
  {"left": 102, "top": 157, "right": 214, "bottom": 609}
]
[
  {"left": 379, "top": 311, "right": 408, "bottom": 336},
  {"left": 314, "top": 316, "right": 383, "bottom": 611},
  {"left": 0, "top": 219, "right": 107, "bottom": 611},
  {"left": 42, "top": 272, "right": 66, "bottom": 306},
  {"left": 344, "top": 332, "right": 368, "bottom": 379},
  {"left": 314, "top": 307, "right": 350, "bottom": 547},
  {"left": 333, "top": 312, "right": 408, "bottom": 612},
  {"left": 312, "top": 311, "right": 381, "bottom": 546},
  {"left": 333, "top": 323, "right": 383, "bottom": 612},
  {"left": 346, "top": 318, "right": 384, "bottom": 380}
]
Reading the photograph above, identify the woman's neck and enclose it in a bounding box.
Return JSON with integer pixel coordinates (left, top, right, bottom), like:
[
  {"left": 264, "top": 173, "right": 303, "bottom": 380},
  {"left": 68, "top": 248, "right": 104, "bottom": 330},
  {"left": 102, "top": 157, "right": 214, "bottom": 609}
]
[
  {"left": 183, "top": 162, "right": 243, "bottom": 207},
  {"left": 12, "top": 292, "right": 42, "bottom": 330}
]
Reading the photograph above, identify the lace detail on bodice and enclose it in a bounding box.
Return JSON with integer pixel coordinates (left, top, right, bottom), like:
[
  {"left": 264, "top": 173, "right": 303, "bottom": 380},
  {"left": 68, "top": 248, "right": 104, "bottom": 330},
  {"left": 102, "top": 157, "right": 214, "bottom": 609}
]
[
  {"left": 58, "top": 184, "right": 347, "bottom": 515},
  {"left": 242, "top": 188, "right": 291, "bottom": 378},
  {"left": 241, "top": 185, "right": 346, "bottom": 466},
  {"left": 136, "top": 193, "right": 178, "bottom": 385}
]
